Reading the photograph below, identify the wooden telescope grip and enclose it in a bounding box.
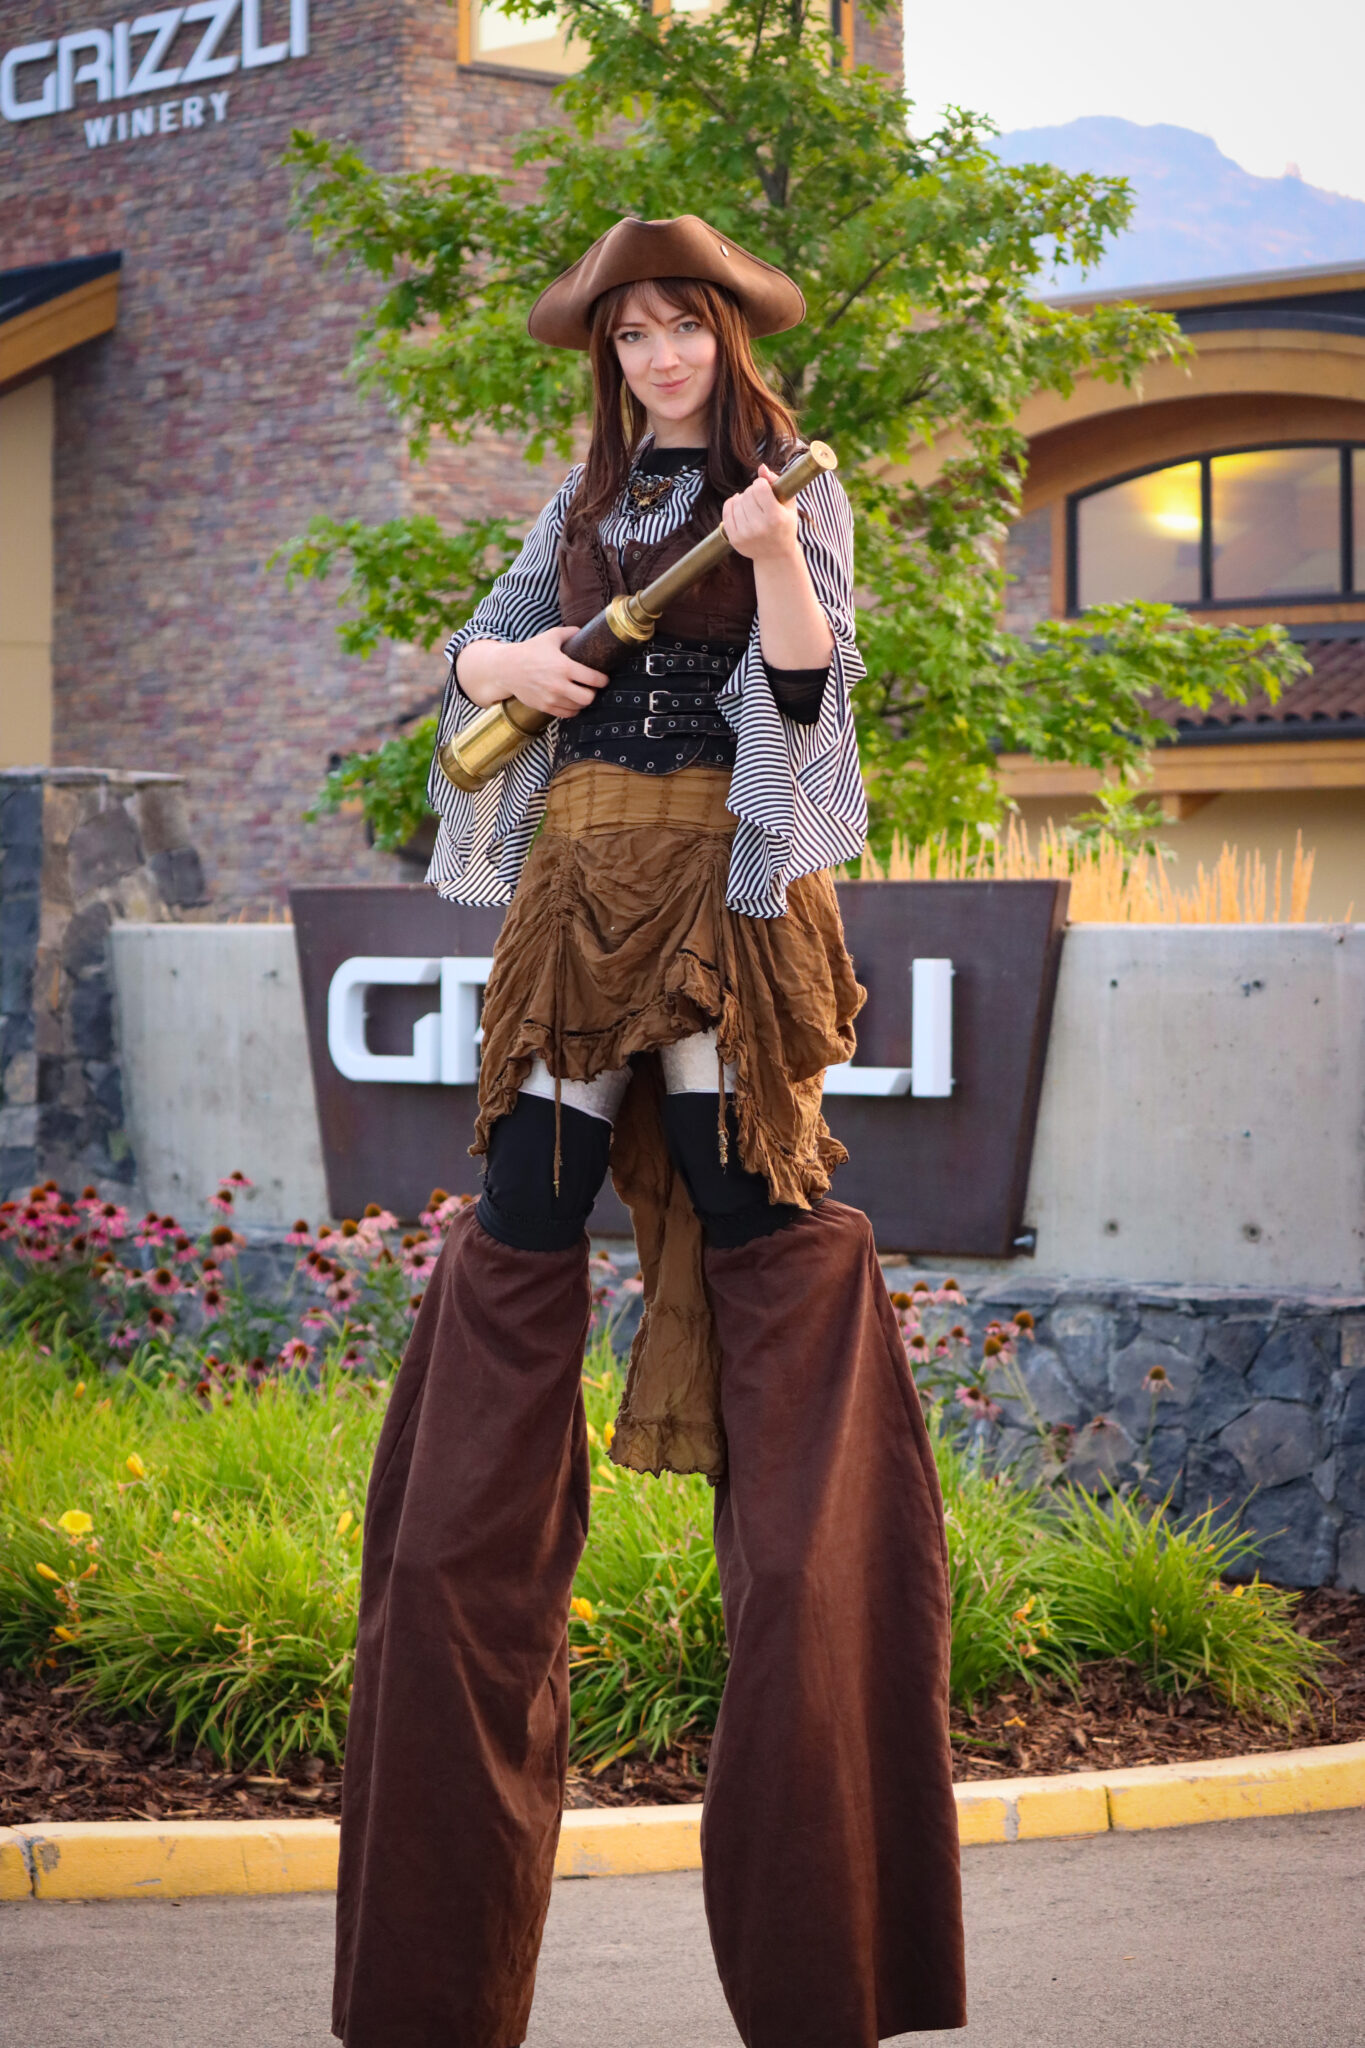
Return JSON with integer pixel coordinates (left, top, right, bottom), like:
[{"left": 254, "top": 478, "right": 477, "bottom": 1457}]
[{"left": 437, "top": 441, "right": 838, "bottom": 793}]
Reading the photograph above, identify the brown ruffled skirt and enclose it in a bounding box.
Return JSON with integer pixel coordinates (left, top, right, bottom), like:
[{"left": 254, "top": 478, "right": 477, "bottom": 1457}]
[{"left": 473, "top": 762, "right": 864, "bottom": 1480}]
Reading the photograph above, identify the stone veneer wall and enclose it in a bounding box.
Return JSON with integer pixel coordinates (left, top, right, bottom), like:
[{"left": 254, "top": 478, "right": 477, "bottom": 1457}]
[
  {"left": 893, "top": 1273, "right": 1365, "bottom": 1594},
  {"left": 0, "top": 768, "right": 206, "bottom": 1200}
]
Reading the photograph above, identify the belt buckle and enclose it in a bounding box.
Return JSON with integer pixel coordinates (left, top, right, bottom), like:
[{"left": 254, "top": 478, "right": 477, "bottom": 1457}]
[
  {"left": 643, "top": 651, "right": 670, "bottom": 678},
  {"left": 643, "top": 714, "right": 670, "bottom": 738},
  {"left": 647, "top": 689, "right": 674, "bottom": 712}
]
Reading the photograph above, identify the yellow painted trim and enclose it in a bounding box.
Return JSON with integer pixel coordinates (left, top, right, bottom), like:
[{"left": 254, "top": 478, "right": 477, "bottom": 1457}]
[
  {"left": 998, "top": 737, "right": 1365, "bottom": 802},
  {"left": 0, "top": 1828, "right": 31, "bottom": 1900},
  {"left": 6, "top": 1742, "right": 1365, "bottom": 1897},
  {"left": 19, "top": 1819, "right": 341, "bottom": 1900},
  {"left": 0, "top": 273, "right": 119, "bottom": 388},
  {"left": 1103, "top": 1742, "right": 1365, "bottom": 1831},
  {"left": 554, "top": 1803, "right": 703, "bottom": 1876}
]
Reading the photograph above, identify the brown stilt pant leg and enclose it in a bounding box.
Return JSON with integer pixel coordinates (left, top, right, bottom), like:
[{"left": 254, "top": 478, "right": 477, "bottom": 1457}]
[
  {"left": 701, "top": 1200, "right": 967, "bottom": 2046},
  {"left": 332, "top": 1210, "right": 591, "bottom": 2048}
]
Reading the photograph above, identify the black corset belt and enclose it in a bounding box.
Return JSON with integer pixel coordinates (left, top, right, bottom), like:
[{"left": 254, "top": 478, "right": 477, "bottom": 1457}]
[{"left": 553, "top": 638, "right": 744, "bottom": 777}]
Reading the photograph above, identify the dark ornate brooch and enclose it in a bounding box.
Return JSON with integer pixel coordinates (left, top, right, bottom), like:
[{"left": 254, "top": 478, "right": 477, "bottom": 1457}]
[{"left": 624, "top": 471, "right": 677, "bottom": 514}]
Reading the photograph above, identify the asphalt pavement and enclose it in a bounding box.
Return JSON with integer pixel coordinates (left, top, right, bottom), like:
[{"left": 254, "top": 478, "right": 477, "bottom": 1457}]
[{"left": 2, "top": 1809, "right": 1362, "bottom": 2048}]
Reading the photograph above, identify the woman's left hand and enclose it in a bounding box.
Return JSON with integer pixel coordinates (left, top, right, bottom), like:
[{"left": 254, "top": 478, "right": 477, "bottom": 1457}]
[{"left": 721, "top": 464, "right": 800, "bottom": 563}]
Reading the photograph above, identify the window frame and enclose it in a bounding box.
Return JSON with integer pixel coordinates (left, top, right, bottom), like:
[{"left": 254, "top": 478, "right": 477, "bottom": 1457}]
[{"left": 1065, "top": 441, "right": 1364, "bottom": 614}]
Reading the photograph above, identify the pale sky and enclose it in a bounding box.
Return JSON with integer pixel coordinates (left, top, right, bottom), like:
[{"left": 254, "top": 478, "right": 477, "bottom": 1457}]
[{"left": 902, "top": 0, "right": 1365, "bottom": 202}]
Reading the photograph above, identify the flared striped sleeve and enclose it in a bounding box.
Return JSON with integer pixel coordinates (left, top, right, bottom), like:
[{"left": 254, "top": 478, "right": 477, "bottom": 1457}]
[
  {"left": 718, "top": 465, "right": 868, "bottom": 918},
  {"left": 424, "top": 468, "right": 582, "bottom": 906}
]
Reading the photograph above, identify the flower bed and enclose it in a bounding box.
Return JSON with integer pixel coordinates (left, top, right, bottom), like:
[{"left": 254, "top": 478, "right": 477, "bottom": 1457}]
[{"left": 0, "top": 1176, "right": 1335, "bottom": 1806}]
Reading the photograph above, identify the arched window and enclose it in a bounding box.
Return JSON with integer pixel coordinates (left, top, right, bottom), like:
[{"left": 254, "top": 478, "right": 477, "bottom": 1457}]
[{"left": 1068, "top": 446, "right": 1365, "bottom": 611}]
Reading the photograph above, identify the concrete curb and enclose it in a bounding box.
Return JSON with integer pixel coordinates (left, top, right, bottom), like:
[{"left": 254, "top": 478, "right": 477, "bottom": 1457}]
[{"left": 3, "top": 1742, "right": 1362, "bottom": 1900}]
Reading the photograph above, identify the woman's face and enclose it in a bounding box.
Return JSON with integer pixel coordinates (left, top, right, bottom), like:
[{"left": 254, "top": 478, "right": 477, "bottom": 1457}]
[{"left": 612, "top": 288, "right": 718, "bottom": 443}]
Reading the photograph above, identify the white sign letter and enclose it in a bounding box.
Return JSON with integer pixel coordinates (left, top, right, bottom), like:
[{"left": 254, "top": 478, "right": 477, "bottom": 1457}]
[
  {"left": 57, "top": 30, "right": 113, "bottom": 110},
  {"left": 128, "top": 9, "right": 185, "bottom": 93},
  {"left": 910, "top": 957, "right": 954, "bottom": 1097},
  {"left": 180, "top": 0, "right": 240, "bottom": 83},
  {"left": 241, "top": 0, "right": 288, "bottom": 67},
  {"left": 1, "top": 42, "right": 57, "bottom": 121},
  {"left": 327, "top": 959, "right": 444, "bottom": 1085}
]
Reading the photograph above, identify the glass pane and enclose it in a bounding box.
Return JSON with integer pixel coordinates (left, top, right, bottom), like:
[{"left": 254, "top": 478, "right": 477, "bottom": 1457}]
[
  {"left": 1210, "top": 447, "right": 1341, "bottom": 599},
  {"left": 1075, "top": 462, "right": 1202, "bottom": 608},
  {"left": 475, "top": 1, "right": 583, "bottom": 73}
]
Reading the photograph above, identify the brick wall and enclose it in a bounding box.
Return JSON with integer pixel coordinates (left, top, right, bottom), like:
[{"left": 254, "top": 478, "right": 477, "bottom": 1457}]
[{"left": 2, "top": 1, "right": 899, "bottom": 910}]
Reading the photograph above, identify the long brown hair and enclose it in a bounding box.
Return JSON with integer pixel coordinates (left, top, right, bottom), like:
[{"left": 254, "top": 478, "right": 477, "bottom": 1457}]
[{"left": 563, "top": 277, "right": 799, "bottom": 542}]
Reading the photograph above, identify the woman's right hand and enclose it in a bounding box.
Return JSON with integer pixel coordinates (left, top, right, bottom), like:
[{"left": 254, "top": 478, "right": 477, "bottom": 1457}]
[{"left": 456, "top": 628, "right": 607, "bottom": 716}]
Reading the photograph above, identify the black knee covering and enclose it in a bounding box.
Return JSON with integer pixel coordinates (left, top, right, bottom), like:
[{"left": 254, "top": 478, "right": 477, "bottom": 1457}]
[
  {"left": 476, "top": 1093, "right": 612, "bottom": 1253},
  {"left": 661, "top": 1094, "right": 801, "bottom": 1249}
]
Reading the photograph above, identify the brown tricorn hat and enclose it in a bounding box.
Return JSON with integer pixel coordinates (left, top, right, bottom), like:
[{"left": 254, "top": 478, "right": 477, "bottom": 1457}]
[{"left": 527, "top": 214, "right": 806, "bottom": 350}]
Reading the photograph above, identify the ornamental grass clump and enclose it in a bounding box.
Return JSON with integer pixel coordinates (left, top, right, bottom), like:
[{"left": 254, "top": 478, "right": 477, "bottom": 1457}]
[
  {"left": 0, "top": 1342, "right": 376, "bottom": 1764},
  {"left": 1030, "top": 1486, "right": 1325, "bottom": 1724},
  {"left": 566, "top": 1344, "right": 728, "bottom": 1770}
]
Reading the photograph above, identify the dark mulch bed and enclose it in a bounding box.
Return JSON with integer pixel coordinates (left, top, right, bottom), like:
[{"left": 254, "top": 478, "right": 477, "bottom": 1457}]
[{"left": 4, "top": 1590, "right": 1361, "bottom": 1824}]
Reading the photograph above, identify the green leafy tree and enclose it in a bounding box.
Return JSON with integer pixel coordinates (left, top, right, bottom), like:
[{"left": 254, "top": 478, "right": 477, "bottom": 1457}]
[{"left": 285, "top": 0, "right": 1305, "bottom": 853}]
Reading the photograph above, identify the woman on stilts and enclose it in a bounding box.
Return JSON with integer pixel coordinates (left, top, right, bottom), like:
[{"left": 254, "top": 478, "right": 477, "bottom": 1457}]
[{"left": 332, "top": 214, "right": 966, "bottom": 2048}]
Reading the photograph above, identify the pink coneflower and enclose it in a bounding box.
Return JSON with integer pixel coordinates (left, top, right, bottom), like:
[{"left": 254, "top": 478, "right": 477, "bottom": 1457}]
[
  {"left": 326, "top": 1273, "right": 358, "bottom": 1306},
  {"left": 224, "top": 1171, "right": 253, "bottom": 1189},
  {"left": 277, "top": 1338, "right": 314, "bottom": 1370},
  {"left": 134, "top": 1212, "right": 166, "bottom": 1248},
  {"left": 285, "top": 1219, "right": 313, "bottom": 1246},
  {"left": 300, "top": 1309, "right": 331, "bottom": 1332},
  {"left": 956, "top": 1384, "right": 1002, "bottom": 1422},
  {"left": 201, "top": 1286, "right": 225, "bottom": 1320},
  {"left": 109, "top": 1323, "right": 141, "bottom": 1353},
  {"left": 207, "top": 1225, "right": 244, "bottom": 1256},
  {"left": 146, "top": 1303, "right": 175, "bottom": 1334},
  {"left": 171, "top": 1233, "right": 197, "bottom": 1264},
  {"left": 147, "top": 1267, "right": 179, "bottom": 1298},
  {"left": 359, "top": 1204, "right": 397, "bottom": 1235},
  {"left": 621, "top": 1275, "right": 644, "bottom": 1296},
  {"left": 1142, "top": 1363, "right": 1172, "bottom": 1394},
  {"left": 401, "top": 1240, "right": 439, "bottom": 1281},
  {"left": 208, "top": 1188, "right": 235, "bottom": 1214}
]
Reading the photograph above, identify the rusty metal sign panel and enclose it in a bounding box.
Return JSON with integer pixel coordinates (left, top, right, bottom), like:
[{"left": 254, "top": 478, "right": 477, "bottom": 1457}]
[{"left": 290, "top": 880, "right": 1067, "bottom": 1255}]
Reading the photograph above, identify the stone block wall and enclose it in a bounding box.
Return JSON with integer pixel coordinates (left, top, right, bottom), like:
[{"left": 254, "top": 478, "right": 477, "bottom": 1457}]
[
  {"left": 0, "top": 768, "right": 206, "bottom": 1200},
  {"left": 907, "top": 1274, "right": 1365, "bottom": 1594}
]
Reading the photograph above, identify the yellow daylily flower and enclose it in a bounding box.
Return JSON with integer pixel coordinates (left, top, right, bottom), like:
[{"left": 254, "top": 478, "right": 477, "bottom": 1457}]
[
  {"left": 603, "top": 1421, "right": 616, "bottom": 1449},
  {"left": 337, "top": 1510, "right": 354, "bottom": 1538},
  {"left": 73, "top": 1382, "right": 87, "bottom": 1398},
  {"left": 126, "top": 1452, "right": 147, "bottom": 1480},
  {"left": 53, "top": 1625, "right": 78, "bottom": 1643},
  {"left": 570, "top": 1596, "right": 596, "bottom": 1624},
  {"left": 35, "top": 1562, "right": 62, "bottom": 1583},
  {"left": 58, "top": 1509, "right": 94, "bottom": 1538}
]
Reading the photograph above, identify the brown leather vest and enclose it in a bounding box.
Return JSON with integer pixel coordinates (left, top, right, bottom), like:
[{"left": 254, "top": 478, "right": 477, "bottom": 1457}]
[{"left": 557, "top": 512, "right": 757, "bottom": 644}]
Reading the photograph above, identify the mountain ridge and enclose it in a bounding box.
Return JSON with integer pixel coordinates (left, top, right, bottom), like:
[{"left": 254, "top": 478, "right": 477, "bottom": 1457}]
[{"left": 995, "top": 117, "right": 1365, "bottom": 291}]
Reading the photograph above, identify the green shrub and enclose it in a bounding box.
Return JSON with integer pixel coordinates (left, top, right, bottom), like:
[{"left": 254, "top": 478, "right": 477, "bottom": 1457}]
[
  {"left": 567, "top": 1349, "right": 729, "bottom": 1768},
  {"left": 0, "top": 1330, "right": 1330, "bottom": 1771},
  {"left": 1032, "top": 1486, "right": 1325, "bottom": 1723},
  {"left": 0, "top": 1344, "right": 376, "bottom": 1763}
]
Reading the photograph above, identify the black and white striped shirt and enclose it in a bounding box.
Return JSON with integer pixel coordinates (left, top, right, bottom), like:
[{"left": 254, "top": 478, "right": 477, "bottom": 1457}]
[{"left": 426, "top": 455, "right": 867, "bottom": 919}]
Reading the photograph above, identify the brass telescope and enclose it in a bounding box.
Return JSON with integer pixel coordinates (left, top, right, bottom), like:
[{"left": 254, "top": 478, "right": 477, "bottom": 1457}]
[{"left": 437, "top": 441, "right": 838, "bottom": 793}]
